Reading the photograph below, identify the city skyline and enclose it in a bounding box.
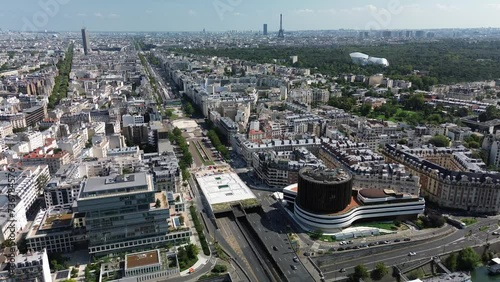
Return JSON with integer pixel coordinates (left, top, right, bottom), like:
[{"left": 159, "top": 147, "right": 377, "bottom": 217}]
[{"left": 5, "top": 0, "right": 500, "bottom": 32}]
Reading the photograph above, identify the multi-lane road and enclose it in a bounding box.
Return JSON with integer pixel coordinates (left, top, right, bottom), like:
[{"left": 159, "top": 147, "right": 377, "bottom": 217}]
[{"left": 317, "top": 218, "right": 500, "bottom": 280}]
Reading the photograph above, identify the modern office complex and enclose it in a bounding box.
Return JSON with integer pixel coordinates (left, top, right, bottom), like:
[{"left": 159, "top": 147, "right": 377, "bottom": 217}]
[
  {"left": 296, "top": 167, "right": 353, "bottom": 214},
  {"left": 284, "top": 167, "right": 425, "bottom": 232},
  {"left": 263, "top": 24, "right": 268, "bottom": 36},
  {"left": 76, "top": 172, "right": 190, "bottom": 256},
  {"left": 81, "top": 28, "right": 90, "bottom": 55},
  {"left": 26, "top": 205, "right": 86, "bottom": 253}
]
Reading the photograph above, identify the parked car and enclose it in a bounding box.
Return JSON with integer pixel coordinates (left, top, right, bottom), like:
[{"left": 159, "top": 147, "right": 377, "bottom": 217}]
[
  {"left": 394, "top": 239, "right": 401, "bottom": 242},
  {"left": 408, "top": 252, "right": 417, "bottom": 256},
  {"left": 493, "top": 231, "right": 500, "bottom": 235},
  {"left": 273, "top": 246, "right": 278, "bottom": 251},
  {"left": 339, "top": 268, "right": 347, "bottom": 273},
  {"left": 404, "top": 238, "right": 411, "bottom": 241},
  {"left": 293, "top": 256, "right": 299, "bottom": 262},
  {"left": 291, "top": 265, "right": 298, "bottom": 270}
]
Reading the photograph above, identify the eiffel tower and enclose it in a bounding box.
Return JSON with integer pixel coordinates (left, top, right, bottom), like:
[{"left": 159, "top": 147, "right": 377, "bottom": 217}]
[{"left": 277, "top": 14, "right": 284, "bottom": 39}]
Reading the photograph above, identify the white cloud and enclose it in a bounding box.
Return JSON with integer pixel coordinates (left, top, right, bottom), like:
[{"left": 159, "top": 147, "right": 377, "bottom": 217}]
[
  {"left": 233, "top": 12, "right": 244, "bottom": 16},
  {"left": 108, "top": 13, "right": 120, "bottom": 18},
  {"left": 77, "top": 13, "right": 87, "bottom": 17},
  {"left": 188, "top": 9, "right": 197, "bottom": 16},
  {"left": 319, "top": 8, "right": 337, "bottom": 14},
  {"left": 487, "top": 4, "right": 500, "bottom": 10},
  {"left": 295, "top": 9, "right": 314, "bottom": 14},
  {"left": 435, "top": 4, "right": 459, "bottom": 11},
  {"left": 402, "top": 4, "right": 420, "bottom": 9},
  {"left": 145, "top": 10, "right": 153, "bottom": 14},
  {"left": 94, "top": 12, "right": 103, "bottom": 18}
]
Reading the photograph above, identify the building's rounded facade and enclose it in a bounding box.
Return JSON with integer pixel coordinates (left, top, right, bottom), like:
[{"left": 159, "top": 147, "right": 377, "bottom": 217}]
[{"left": 296, "top": 167, "right": 353, "bottom": 214}]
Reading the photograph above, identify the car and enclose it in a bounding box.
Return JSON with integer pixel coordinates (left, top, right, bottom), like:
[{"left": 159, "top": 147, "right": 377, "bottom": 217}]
[
  {"left": 293, "top": 256, "right": 299, "bottom": 262},
  {"left": 291, "top": 265, "right": 298, "bottom": 270},
  {"left": 345, "top": 246, "right": 352, "bottom": 250},
  {"left": 408, "top": 252, "right": 417, "bottom": 256},
  {"left": 339, "top": 268, "right": 347, "bottom": 273},
  {"left": 404, "top": 238, "right": 411, "bottom": 241},
  {"left": 272, "top": 246, "right": 278, "bottom": 251},
  {"left": 368, "top": 243, "right": 376, "bottom": 247},
  {"left": 383, "top": 240, "right": 389, "bottom": 244},
  {"left": 493, "top": 231, "right": 500, "bottom": 235},
  {"left": 353, "top": 246, "right": 360, "bottom": 249},
  {"left": 348, "top": 240, "right": 354, "bottom": 244},
  {"left": 394, "top": 239, "right": 401, "bottom": 242},
  {"left": 360, "top": 244, "right": 368, "bottom": 248},
  {"left": 337, "top": 247, "right": 344, "bottom": 251}
]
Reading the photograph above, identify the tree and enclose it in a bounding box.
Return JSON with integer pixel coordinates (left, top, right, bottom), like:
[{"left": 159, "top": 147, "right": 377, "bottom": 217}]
[
  {"left": 371, "top": 262, "right": 389, "bottom": 280},
  {"left": 184, "top": 102, "right": 194, "bottom": 117},
  {"left": 407, "top": 269, "right": 424, "bottom": 280},
  {"left": 70, "top": 268, "right": 78, "bottom": 278},
  {"left": 404, "top": 93, "right": 425, "bottom": 111},
  {"left": 212, "top": 264, "right": 228, "bottom": 273},
  {"left": 360, "top": 103, "right": 372, "bottom": 116},
  {"left": 479, "top": 105, "right": 500, "bottom": 122},
  {"left": 165, "top": 109, "right": 174, "bottom": 118},
  {"left": 457, "top": 247, "right": 481, "bottom": 271},
  {"left": 455, "top": 107, "right": 470, "bottom": 117},
  {"left": 309, "top": 230, "right": 323, "bottom": 240},
  {"left": 445, "top": 253, "right": 458, "bottom": 271},
  {"left": 353, "top": 264, "right": 369, "bottom": 281},
  {"left": 429, "top": 135, "right": 450, "bottom": 147},
  {"left": 155, "top": 199, "right": 161, "bottom": 208}
]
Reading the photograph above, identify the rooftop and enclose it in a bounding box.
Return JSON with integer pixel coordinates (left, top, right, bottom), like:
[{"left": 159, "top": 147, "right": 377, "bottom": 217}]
[
  {"left": 80, "top": 172, "right": 151, "bottom": 198},
  {"left": 195, "top": 172, "right": 257, "bottom": 209},
  {"left": 299, "top": 167, "right": 351, "bottom": 184},
  {"left": 125, "top": 250, "right": 160, "bottom": 269}
]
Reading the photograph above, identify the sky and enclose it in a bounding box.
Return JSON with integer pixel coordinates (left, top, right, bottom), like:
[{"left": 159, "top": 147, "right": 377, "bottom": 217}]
[{"left": 5, "top": 0, "right": 500, "bottom": 32}]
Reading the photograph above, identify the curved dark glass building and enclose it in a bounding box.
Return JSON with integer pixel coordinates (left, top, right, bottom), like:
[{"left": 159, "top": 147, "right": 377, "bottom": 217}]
[{"left": 296, "top": 167, "right": 352, "bottom": 214}]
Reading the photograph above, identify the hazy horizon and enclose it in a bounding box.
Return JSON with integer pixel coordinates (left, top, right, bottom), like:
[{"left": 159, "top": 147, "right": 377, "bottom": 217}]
[{"left": 5, "top": 0, "right": 500, "bottom": 33}]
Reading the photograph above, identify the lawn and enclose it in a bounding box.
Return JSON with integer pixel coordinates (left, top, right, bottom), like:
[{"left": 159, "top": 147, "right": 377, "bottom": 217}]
[
  {"left": 353, "top": 222, "right": 397, "bottom": 230},
  {"left": 461, "top": 218, "right": 478, "bottom": 226}
]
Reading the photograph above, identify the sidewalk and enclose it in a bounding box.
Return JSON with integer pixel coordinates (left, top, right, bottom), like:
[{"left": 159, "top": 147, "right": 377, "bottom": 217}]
[{"left": 179, "top": 253, "right": 213, "bottom": 276}]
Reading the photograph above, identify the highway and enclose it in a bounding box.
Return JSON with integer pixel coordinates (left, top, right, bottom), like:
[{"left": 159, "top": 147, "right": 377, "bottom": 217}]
[
  {"left": 189, "top": 173, "right": 272, "bottom": 282},
  {"left": 217, "top": 216, "right": 270, "bottom": 282},
  {"left": 246, "top": 212, "right": 312, "bottom": 282},
  {"left": 317, "top": 218, "right": 500, "bottom": 280}
]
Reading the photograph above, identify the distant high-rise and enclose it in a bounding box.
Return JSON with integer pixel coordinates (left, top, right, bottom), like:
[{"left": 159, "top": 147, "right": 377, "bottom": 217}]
[
  {"left": 277, "top": 14, "right": 284, "bottom": 39},
  {"left": 81, "top": 28, "right": 90, "bottom": 55},
  {"left": 263, "top": 24, "right": 268, "bottom": 36}
]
